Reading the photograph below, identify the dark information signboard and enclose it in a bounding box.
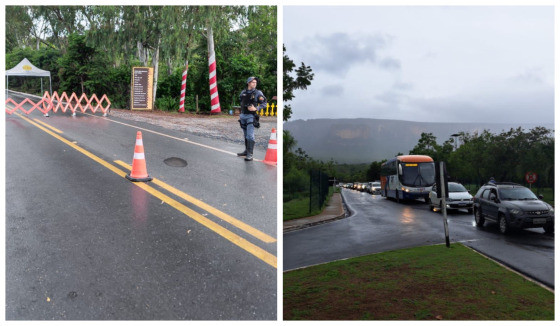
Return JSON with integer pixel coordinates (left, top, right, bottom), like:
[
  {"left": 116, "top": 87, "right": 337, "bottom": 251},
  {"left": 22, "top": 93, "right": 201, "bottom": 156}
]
[{"left": 131, "top": 67, "right": 153, "bottom": 110}]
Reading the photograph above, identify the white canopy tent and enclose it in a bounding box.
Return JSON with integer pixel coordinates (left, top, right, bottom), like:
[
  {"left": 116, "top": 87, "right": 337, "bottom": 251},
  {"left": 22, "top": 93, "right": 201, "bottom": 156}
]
[{"left": 5, "top": 58, "right": 52, "bottom": 95}]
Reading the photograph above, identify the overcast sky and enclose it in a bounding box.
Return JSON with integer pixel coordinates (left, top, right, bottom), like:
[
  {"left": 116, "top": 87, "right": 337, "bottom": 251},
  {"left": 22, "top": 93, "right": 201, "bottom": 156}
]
[{"left": 284, "top": 6, "right": 554, "bottom": 124}]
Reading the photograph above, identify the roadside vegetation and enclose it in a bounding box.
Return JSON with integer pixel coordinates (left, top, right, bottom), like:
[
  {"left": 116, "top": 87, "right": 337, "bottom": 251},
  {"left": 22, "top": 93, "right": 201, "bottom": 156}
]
[
  {"left": 284, "top": 46, "right": 341, "bottom": 220},
  {"left": 284, "top": 186, "right": 336, "bottom": 221},
  {"left": 335, "top": 128, "right": 553, "bottom": 190},
  {"left": 284, "top": 243, "right": 554, "bottom": 320},
  {"left": 6, "top": 6, "right": 277, "bottom": 113}
]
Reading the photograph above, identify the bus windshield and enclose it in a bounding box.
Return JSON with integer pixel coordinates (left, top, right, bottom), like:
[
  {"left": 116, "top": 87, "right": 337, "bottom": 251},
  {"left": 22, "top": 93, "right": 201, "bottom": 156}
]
[{"left": 400, "top": 162, "right": 435, "bottom": 187}]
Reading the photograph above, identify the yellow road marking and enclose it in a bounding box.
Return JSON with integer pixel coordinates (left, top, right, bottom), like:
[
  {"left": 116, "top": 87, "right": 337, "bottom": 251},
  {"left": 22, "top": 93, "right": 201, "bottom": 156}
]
[
  {"left": 16, "top": 113, "right": 128, "bottom": 177},
  {"left": 33, "top": 118, "right": 64, "bottom": 134},
  {"left": 133, "top": 181, "right": 277, "bottom": 268},
  {"left": 114, "top": 160, "right": 276, "bottom": 244},
  {"left": 14, "top": 113, "right": 277, "bottom": 268}
]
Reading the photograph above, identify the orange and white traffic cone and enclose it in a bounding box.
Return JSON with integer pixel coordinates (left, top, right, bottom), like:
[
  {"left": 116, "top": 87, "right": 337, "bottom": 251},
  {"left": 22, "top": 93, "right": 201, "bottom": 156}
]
[
  {"left": 126, "top": 131, "right": 153, "bottom": 182},
  {"left": 263, "top": 128, "right": 277, "bottom": 165}
]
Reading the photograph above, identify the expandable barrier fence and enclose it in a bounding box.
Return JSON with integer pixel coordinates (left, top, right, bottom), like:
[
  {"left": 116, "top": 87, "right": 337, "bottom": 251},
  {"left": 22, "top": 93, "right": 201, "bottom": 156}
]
[
  {"left": 5, "top": 91, "right": 111, "bottom": 116},
  {"left": 6, "top": 91, "right": 274, "bottom": 117},
  {"left": 257, "top": 103, "right": 278, "bottom": 117}
]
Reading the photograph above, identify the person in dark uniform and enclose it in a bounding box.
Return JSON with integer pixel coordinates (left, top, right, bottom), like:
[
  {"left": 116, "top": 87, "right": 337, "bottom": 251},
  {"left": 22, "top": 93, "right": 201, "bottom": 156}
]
[{"left": 237, "top": 76, "right": 267, "bottom": 161}]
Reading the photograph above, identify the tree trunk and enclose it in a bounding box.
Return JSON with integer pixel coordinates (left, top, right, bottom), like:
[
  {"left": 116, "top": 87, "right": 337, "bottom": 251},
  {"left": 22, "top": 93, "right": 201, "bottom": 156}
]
[
  {"left": 137, "top": 41, "right": 148, "bottom": 66},
  {"left": 151, "top": 36, "right": 161, "bottom": 109},
  {"left": 179, "top": 7, "right": 197, "bottom": 112}
]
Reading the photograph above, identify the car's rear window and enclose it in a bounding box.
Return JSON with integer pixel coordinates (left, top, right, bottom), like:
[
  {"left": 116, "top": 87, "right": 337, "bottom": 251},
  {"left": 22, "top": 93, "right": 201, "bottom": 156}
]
[{"left": 498, "top": 187, "right": 538, "bottom": 200}]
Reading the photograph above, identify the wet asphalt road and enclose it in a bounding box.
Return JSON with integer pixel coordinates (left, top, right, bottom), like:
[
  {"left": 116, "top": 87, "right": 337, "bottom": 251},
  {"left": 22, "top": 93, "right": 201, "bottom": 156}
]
[
  {"left": 284, "top": 188, "right": 554, "bottom": 289},
  {"left": 5, "top": 95, "right": 277, "bottom": 320}
]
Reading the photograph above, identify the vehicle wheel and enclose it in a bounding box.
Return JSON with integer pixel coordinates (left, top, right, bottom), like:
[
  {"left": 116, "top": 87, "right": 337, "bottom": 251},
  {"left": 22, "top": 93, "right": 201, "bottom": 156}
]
[
  {"left": 468, "top": 208, "right": 473, "bottom": 214},
  {"left": 499, "top": 214, "right": 509, "bottom": 234},
  {"left": 544, "top": 224, "right": 554, "bottom": 234},
  {"left": 474, "top": 209, "right": 485, "bottom": 227},
  {"left": 424, "top": 195, "right": 430, "bottom": 203},
  {"left": 396, "top": 190, "right": 400, "bottom": 203}
]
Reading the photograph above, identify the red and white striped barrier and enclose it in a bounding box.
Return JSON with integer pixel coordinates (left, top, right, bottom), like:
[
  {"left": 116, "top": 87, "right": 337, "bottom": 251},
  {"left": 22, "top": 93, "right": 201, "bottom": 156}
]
[
  {"left": 208, "top": 53, "right": 221, "bottom": 113},
  {"left": 208, "top": 27, "right": 221, "bottom": 114},
  {"left": 179, "top": 64, "right": 187, "bottom": 113}
]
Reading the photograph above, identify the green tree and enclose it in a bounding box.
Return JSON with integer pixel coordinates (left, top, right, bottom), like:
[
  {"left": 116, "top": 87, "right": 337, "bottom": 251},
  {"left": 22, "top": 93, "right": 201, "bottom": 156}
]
[
  {"left": 6, "top": 6, "right": 34, "bottom": 51},
  {"left": 409, "top": 132, "right": 440, "bottom": 159},
  {"left": 6, "top": 5, "right": 277, "bottom": 114},
  {"left": 366, "top": 161, "right": 384, "bottom": 181},
  {"left": 283, "top": 45, "right": 314, "bottom": 121},
  {"left": 58, "top": 33, "right": 100, "bottom": 94}
]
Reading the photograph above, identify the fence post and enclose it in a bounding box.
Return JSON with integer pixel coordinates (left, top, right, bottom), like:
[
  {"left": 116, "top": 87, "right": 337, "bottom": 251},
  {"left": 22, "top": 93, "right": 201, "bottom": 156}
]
[{"left": 309, "top": 170, "right": 313, "bottom": 214}]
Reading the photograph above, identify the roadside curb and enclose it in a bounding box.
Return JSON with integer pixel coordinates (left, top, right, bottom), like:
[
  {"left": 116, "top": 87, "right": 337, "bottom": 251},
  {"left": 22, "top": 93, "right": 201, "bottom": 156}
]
[
  {"left": 464, "top": 244, "right": 554, "bottom": 293},
  {"left": 283, "top": 192, "right": 347, "bottom": 233}
]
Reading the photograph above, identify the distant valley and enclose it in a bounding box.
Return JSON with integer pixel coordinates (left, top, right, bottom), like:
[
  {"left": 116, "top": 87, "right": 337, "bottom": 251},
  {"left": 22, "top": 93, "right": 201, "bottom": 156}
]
[{"left": 284, "top": 118, "right": 554, "bottom": 164}]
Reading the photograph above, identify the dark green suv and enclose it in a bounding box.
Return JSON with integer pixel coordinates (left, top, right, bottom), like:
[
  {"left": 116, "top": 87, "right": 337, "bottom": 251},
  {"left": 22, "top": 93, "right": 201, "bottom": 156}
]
[{"left": 473, "top": 182, "right": 554, "bottom": 234}]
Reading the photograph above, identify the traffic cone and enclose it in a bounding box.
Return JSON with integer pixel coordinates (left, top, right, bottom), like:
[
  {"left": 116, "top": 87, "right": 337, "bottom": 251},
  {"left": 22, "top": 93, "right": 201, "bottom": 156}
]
[
  {"left": 126, "top": 131, "right": 153, "bottom": 182},
  {"left": 263, "top": 128, "right": 277, "bottom": 165}
]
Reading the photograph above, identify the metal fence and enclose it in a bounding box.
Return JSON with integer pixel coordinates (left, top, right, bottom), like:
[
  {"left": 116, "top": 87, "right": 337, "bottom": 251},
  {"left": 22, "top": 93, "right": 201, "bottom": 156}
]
[{"left": 309, "top": 169, "right": 330, "bottom": 213}]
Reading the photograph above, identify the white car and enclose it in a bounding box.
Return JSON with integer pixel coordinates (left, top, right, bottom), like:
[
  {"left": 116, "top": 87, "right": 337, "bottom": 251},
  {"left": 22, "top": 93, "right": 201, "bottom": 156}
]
[
  {"left": 368, "top": 181, "right": 381, "bottom": 194},
  {"left": 429, "top": 182, "right": 474, "bottom": 213}
]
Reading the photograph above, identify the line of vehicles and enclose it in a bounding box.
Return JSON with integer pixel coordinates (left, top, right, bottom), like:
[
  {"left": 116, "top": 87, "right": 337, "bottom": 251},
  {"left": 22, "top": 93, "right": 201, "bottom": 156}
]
[
  {"left": 341, "top": 181, "right": 381, "bottom": 194},
  {"left": 340, "top": 154, "right": 554, "bottom": 235}
]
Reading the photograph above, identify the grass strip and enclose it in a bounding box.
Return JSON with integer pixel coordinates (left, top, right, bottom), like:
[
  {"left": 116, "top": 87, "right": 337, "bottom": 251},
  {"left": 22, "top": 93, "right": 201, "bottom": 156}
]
[
  {"left": 284, "top": 243, "right": 554, "bottom": 320},
  {"left": 284, "top": 187, "right": 335, "bottom": 221}
]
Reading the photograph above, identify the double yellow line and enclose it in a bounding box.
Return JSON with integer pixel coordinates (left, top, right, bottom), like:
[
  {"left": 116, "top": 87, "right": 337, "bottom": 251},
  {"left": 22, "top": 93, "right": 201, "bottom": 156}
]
[{"left": 13, "top": 113, "right": 277, "bottom": 268}]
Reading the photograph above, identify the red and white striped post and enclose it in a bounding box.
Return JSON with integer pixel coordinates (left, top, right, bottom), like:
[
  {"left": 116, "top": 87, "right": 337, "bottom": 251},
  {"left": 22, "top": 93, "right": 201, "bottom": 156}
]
[
  {"left": 179, "top": 63, "right": 188, "bottom": 112},
  {"left": 208, "top": 26, "right": 221, "bottom": 114}
]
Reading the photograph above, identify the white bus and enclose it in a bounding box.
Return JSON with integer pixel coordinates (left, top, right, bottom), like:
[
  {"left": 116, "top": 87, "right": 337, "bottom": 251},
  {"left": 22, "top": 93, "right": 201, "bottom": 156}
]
[{"left": 380, "top": 155, "right": 435, "bottom": 203}]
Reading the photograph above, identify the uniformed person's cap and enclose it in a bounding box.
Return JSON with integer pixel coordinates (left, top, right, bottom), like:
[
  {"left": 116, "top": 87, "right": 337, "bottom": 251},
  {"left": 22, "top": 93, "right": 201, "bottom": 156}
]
[{"left": 247, "top": 76, "right": 257, "bottom": 84}]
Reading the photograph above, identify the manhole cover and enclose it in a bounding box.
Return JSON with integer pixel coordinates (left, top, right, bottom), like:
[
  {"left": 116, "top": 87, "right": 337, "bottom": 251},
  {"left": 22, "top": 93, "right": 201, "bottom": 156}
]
[{"left": 164, "top": 157, "right": 188, "bottom": 167}]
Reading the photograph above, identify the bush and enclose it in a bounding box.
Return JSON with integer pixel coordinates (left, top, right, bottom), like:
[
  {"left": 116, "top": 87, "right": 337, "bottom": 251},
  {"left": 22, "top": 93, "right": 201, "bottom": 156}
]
[
  {"left": 284, "top": 167, "right": 309, "bottom": 202},
  {"left": 155, "top": 95, "right": 179, "bottom": 111}
]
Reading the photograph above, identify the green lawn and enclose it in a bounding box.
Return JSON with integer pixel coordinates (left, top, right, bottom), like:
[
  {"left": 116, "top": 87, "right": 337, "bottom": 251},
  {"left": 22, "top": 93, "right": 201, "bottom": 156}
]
[
  {"left": 284, "top": 244, "right": 554, "bottom": 320},
  {"left": 283, "top": 187, "right": 335, "bottom": 221}
]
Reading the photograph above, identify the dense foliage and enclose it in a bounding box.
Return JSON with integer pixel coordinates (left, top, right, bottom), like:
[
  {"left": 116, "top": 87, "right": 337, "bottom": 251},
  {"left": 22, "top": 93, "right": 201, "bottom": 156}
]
[
  {"left": 5, "top": 5, "right": 277, "bottom": 112},
  {"left": 333, "top": 127, "right": 554, "bottom": 189}
]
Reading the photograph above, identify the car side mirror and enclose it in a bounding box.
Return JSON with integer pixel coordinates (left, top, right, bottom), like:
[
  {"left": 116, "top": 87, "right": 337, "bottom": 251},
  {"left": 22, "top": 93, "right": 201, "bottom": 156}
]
[
  {"left": 398, "top": 164, "right": 403, "bottom": 175},
  {"left": 538, "top": 195, "right": 544, "bottom": 200}
]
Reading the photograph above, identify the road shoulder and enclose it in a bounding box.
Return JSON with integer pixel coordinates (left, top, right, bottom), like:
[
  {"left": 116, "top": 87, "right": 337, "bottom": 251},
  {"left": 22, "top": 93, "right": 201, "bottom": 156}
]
[{"left": 283, "top": 192, "right": 346, "bottom": 232}]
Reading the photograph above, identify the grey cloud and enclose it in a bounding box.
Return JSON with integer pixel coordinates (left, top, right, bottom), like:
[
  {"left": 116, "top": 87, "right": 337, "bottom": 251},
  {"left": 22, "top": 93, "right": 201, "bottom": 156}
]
[
  {"left": 373, "top": 81, "right": 413, "bottom": 105},
  {"left": 292, "top": 32, "right": 394, "bottom": 76},
  {"left": 393, "top": 81, "right": 413, "bottom": 91},
  {"left": 379, "top": 57, "right": 401, "bottom": 70},
  {"left": 409, "top": 87, "right": 554, "bottom": 123},
  {"left": 421, "top": 51, "right": 438, "bottom": 60},
  {"left": 321, "top": 84, "right": 345, "bottom": 97},
  {"left": 375, "top": 91, "right": 408, "bottom": 105},
  {"left": 510, "top": 67, "right": 545, "bottom": 84}
]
